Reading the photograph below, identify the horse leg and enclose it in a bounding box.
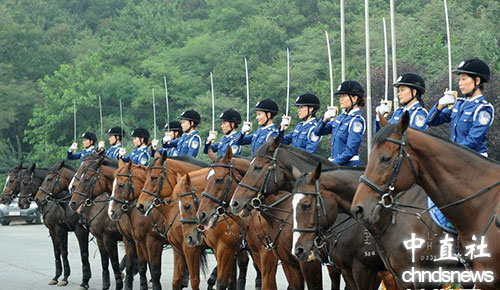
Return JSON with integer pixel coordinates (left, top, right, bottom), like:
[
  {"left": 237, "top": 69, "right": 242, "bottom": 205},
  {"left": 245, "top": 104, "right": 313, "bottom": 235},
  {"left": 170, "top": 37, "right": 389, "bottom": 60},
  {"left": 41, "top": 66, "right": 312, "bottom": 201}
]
[
  {"left": 257, "top": 250, "right": 278, "bottom": 290},
  {"left": 103, "top": 236, "right": 124, "bottom": 290},
  {"left": 207, "top": 266, "right": 217, "bottom": 290},
  {"left": 183, "top": 245, "right": 201, "bottom": 290},
  {"left": 56, "top": 226, "right": 70, "bottom": 286},
  {"left": 172, "top": 248, "right": 188, "bottom": 290},
  {"left": 326, "top": 266, "right": 341, "bottom": 290},
  {"left": 75, "top": 224, "right": 92, "bottom": 289},
  {"left": 280, "top": 262, "right": 304, "bottom": 290},
  {"left": 48, "top": 230, "right": 62, "bottom": 285},
  {"left": 235, "top": 251, "right": 249, "bottom": 290},
  {"left": 214, "top": 246, "right": 236, "bottom": 290},
  {"left": 147, "top": 238, "right": 164, "bottom": 290},
  {"left": 97, "top": 238, "right": 111, "bottom": 290},
  {"left": 377, "top": 271, "right": 399, "bottom": 290},
  {"left": 122, "top": 239, "right": 135, "bottom": 290},
  {"left": 299, "top": 261, "right": 323, "bottom": 290},
  {"left": 136, "top": 243, "right": 149, "bottom": 290}
]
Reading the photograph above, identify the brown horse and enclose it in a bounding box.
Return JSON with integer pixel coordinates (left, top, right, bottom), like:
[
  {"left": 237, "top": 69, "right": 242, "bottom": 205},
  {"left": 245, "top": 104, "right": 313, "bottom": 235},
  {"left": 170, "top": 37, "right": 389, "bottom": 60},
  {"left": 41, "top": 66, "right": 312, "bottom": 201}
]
[
  {"left": 69, "top": 156, "right": 125, "bottom": 290},
  {"left": 18, "top": 163, "right": 49, "bottom": 209},
  {"left": 137, "top": 153, "right": 209, "bottom": 290},
  {"left": 176, "top": 169, "right": 251, "bottom": 290},
  {"left": 352, "top": 112, "right": 500, "bottom": 289},
  {"left": 109, "top": 159, "right": 172, "bottom": 290},
  {"left": 33, "top": 161, "right": 92, "bottom": 289},
  {"left": 1, "top": 163, "right": 25, "bottom": 205}
]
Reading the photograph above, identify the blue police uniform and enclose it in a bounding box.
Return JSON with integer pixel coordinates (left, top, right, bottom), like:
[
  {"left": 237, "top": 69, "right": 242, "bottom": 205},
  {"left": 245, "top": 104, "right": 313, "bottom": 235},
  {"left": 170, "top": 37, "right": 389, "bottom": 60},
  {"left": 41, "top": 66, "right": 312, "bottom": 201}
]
[
  {"left": 281, "top": 118, "right": 321, "bottom": 153},
  {"left": 374, "top": 102, "right": 428, "bottom": 134},
  {"left": 204, "top": 131, "right": 242, "bottom": 157},
  {"left": 426, "top": 95, "right": 494, "bottom": 155},
  {"left": 315, "top": 108, "right": 365, "bottom": 166},
  {"left": 153, "top": 146, "right": 179, "bottom": 157},
  {"left": 122, "top": 146, "right": 150, "bottom": 166},
  {"left": 236, "top": 124, "right": 279, "bottom": 156},
  {"left": 67, "top": 147, "right": 96, "bottom": 164},
  {"left": 104, "top": 144, "right": 122, "bottom": 160},
  {"left": 163, "top": 131, "right": 201, "bottom": 158}
]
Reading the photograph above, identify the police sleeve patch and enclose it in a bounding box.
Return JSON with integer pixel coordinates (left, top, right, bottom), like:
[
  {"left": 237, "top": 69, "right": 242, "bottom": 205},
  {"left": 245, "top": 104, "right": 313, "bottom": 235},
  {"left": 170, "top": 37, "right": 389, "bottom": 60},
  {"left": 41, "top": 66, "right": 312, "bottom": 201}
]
[
  {"left": 191, "top": 140, "right": 199, "bottom": 149},
  {"left": 478, "top": 111, "right": 491, "bottom": 125},
  {"left": 311, "top": 133, "right": 319, "bottom": 142},
  {"left": 352, "top": 121, "right": 363, "bottom": 133},
  {"left": 415, "top": 115, "right": 426, "bottom": 127},
  {"left": 140, "top": 157, "right": 148, "bottom": 165},
  {"left": 231, "top": 145, "right": 239, "bottom": 153}
]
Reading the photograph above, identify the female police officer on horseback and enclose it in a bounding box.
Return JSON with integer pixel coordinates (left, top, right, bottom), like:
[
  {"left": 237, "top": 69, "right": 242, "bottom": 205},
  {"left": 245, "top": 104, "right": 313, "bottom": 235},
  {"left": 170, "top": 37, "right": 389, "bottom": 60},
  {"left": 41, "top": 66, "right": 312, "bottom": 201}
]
[
  {"left": 162, "top": 110, "right": 202, "bottom": 158},
  {"left": 204, "top": 109, "right": 242, "bottom": 157},
  {"left": 153, "top": 120, "right": 183, "bottom": 157},
  {"left": 315, "top": 80, "right": 366, "bottom": 166},
  {"left": 67, "top": 132, "right": 97, "bottom": 164},
  {"left": 119, "top": 128, "right": 150, "bottom": 166},
  {"left": 104, "top": 126, "right": 124, "bottom": 160},
  {"left": 279, "top": 93, "right": 322, "bottom": 153},
  {"left": 427, "top": 57, "right": 494, "bottom": 157},
  {"left": 374, "top": 73, "right": 428, "bottom": 133},
  {"left": 236, "top": 99, "right": 279, "bottom": 156}
]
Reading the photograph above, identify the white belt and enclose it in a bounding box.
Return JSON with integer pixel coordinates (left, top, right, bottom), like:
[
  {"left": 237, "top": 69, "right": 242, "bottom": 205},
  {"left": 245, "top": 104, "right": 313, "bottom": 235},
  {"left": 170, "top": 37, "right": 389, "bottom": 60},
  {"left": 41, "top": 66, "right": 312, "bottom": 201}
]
[
  {"left": 481, "top": 152, "right": 488, "bottom": 157},
  {"left": 350, "top": 156, "right": 360, "bottom": 161}
]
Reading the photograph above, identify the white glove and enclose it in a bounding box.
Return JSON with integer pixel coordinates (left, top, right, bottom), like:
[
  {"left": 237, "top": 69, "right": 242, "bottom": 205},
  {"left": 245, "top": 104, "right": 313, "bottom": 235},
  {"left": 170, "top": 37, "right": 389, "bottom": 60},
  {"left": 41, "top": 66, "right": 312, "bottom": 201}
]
[
  {"left": 324, "top": 106, "right": 338, "bottom": 120},
  {"left": 438, "top": 91, "right": 456, "bottom": 106},
  {"left": 98, "top": 141, "right": 105, "bottom": 150},
  {"left": 69, "top": 143, "right": 78, "bottom": 152},
  {"left": 376, "top": 103, "right": 390, "bottom": 116},
  {"left": 151, "top": 139, "right": 159, "bottom": 150},
  {"left": 207, "top": 131, "right": 217, "bottom": 142},
  {"left": 241, "top": 122, "right": 252, "bottom": 134},
  {"left": 163, "top": 133, "right": 172, "bottom": 143},
  {"left": 280, "top": 116, "right": 291, "bottom": 128},
  {"left": 118, "top": 148, "right": 126, "bottom": 157}
]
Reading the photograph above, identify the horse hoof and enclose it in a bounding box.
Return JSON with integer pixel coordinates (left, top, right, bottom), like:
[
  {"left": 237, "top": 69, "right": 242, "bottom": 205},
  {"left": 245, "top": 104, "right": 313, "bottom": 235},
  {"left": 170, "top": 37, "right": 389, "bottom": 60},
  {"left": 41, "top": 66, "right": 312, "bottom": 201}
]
[
  {"left": 57, "top": 280, "right": 68, "bottom": 286},
  {"left": 79, "top": 284, "right": 90, "bottom": 290},
  {"left": 48, "top": 279, "right": 58, "bottom": 285}
]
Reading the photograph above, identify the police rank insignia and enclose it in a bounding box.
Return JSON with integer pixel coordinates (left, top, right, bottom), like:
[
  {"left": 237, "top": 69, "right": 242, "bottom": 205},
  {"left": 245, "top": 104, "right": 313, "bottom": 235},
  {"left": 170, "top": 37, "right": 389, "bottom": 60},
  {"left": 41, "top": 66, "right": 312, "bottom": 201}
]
[
  {"left": 478, "top": 111, "right": 491, "bottom": 125},
  {"left": 352, "top": 121, "right": 363, "bottom": 133},
  {"left": 415, "top": 115, "right": 426, "bottom": 127}
]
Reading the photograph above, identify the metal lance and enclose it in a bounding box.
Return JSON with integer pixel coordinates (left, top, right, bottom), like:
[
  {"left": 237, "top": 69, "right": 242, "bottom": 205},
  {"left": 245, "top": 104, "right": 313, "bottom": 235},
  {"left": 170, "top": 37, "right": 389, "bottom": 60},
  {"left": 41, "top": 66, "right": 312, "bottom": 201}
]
[
  {"left": 99, "top": 96, "right": 104, "bottom": 140},
  {"left": 285, "top": 48, "right": 290, "bottom": 117},
  {"left": 325, "top": 31, "right": 334, "bottom": 108},
  {"left": 152, "top": 88, "right": 157, "bottom": 140},
  {"left": 210, "top": 72, "right": 215, "bottom": 132},
  {"left": 119, "top": 99, "right": 125, "bottom": 146},
  {"left": 381, "top": 17, "right": 392, "bottom": 117},
  {"left": 244, "top": 57, "right": 250, "bottom": 123},
  {"left": 390, "top": 0, "right": 398, "bottom": 109},
  {"left": 365, "top": 0, "right": 373, "bottom": 155},
  {"left": 340, "top": 0, "right": 345, "bottom": 82},
  {"left": 163, "top": 76, "right": 170, "bottom": 131},
  {"left": 73, "top": 100, "right": 77, "bottom": 143}
]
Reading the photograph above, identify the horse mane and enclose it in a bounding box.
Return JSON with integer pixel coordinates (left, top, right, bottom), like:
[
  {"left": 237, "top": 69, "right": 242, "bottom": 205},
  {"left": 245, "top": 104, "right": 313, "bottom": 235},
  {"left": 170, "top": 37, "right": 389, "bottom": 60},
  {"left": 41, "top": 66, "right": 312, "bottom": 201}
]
[
  {"left": 321, "top": 166, "right": 366, "bottom": 173},
  {"left": 82, "top": 153, "right": 118, "bottom": 168},
  {"left": 148, "top": 156, "right": 210, "bottom": 169},
  {"left": 373, "top": 123, "right": 397, "bottom": 146},
  {"left": 257, "top": 142, "right": 337, "bottom": 171},
  {"left": 213, "top": 156, "right": 251, "bottom": 163}
]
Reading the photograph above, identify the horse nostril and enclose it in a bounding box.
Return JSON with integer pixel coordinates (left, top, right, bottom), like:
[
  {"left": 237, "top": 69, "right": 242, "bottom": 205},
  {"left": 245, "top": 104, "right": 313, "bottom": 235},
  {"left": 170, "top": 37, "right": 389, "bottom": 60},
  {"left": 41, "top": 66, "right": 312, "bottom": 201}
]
[
  {"left": 187, "top": 236, "right": 193, "bottom": 245},
  {"left": 198, "top": 212, "right": 206, "bottom": 223},
  {"left": 353, "top": 205, "right": 364, "bottom": 220},
  {"left": 294, "top": 247, "right": 305, "bottom": 258},
  {"left": 137, "top": 204, "right": 144, "bottom": 213},
  {"left": 230, "top": 200, "right": 239, "bottom": 210}
]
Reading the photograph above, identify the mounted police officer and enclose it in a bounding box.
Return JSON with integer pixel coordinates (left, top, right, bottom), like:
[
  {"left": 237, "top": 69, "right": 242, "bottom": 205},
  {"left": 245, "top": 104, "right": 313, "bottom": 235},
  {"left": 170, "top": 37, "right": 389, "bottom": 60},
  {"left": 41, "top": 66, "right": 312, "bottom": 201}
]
[
  {"left": 315, "top": 80, "right": 366, "bottom": 166},
  {"left": 427, "top": 57, "right": 494, "bottom": 157},
  {"left": 67, "top": 132, "right": 97, "bottom": 164},
  {"left": 119, "top": 128, "right": 150, "bottom": 166},
  {"left": 153, "top": 120, "right": 183, "bottom": 157},
  {"left": 375, "top": 73, "right": 428, "bottom": 133},
  {"left": 104, "top": 126, "right": 124, "bottom": 160},
  {"left": 236, "top": 99, "right": 279, "bottom": 156},
  {"left": 279, "top": 93, "right": 322, "bottom": 153},
  {"left": 204, "top": 109, "right": 242, "bottom": 157},
  {"left": 162, "top": 110, "right": 201, "bottom": 158}
]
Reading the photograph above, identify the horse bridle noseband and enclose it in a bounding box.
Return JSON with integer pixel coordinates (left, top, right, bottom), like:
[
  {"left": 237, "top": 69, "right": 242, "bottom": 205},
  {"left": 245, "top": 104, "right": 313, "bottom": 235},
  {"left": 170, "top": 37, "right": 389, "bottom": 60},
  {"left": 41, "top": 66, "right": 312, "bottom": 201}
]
[
  {"left": 110, "top": 171, "right": 137, "bottom": 212},
  {"left": 179, "top": 184, "right": 200, "bottom": 226},
  {"left": 201, "top": 160, "right": 240, "bottom": 218},
  {"left": 73, "top": 166, "right": 105, "bottom": 207},
  {"left": 37, "top": 170, "right": 65, "bottom": 205},
  {"left": 141, "top": 160, "right": 174, "bottom": 208}
]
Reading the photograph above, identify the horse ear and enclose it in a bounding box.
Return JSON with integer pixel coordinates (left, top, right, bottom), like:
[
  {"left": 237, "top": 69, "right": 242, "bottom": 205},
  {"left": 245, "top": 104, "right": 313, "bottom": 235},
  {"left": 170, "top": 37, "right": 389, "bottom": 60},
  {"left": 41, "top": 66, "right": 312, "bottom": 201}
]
[
  {"left": 222, "top": 146, "right": 233, "bottom": 162},
  {"left": 118, "top": 158, "right": 124, "bottom": 168},
  {"left": 379, "top": 113, "right": 388, "bottom": 127},
  {"left": 29, "top": 163, "right": 36, "bottom": 172},
  {"left": 312, "top": 162, "right": 322, "bottom": 181},
  {"left": 57, "top": 160, "right": 65, "bottom": 171},
  {"left": 127, "top": 159, "right": 132, "bottom": 169},
  {"left": 185, "top": 173, "right": 191, "bottom": 186},
  {"left": 269, "top": 133, "right": 282, "bottom": 152},
  {"left": 291, "top": 166, "right": 301, "bottom": 181},
  {"left": 398, "top": 111, "right": 410, "bottom": 133},
  {"left": 17, "top": 162, "right": 23, "bottom": 170},
  {"left": 176, "top": 173, "right": 183, "bottom": 183},
  {"left": 208, "top": 148, "right": 217, "bottom": 161},
  {"left": 161, "top": 150, "right": 168, "bottom": 162}
]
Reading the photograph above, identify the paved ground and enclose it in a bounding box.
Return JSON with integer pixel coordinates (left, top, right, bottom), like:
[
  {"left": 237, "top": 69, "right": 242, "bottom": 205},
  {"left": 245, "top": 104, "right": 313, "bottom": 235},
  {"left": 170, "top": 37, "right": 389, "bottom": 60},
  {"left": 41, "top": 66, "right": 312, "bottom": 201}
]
[{"left": 0, "top": 222, "right": 341, "bottom": 289}]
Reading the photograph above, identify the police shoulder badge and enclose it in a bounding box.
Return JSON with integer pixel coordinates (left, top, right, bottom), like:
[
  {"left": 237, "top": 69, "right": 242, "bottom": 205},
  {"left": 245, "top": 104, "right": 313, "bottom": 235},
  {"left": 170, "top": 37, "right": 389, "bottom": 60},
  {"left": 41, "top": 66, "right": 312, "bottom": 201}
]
[
  {"left": 415, "top": 115, "right": 426, "bottom": 127},
  {"left": 478, "top": 111, "right": 491, "bottom": 125},
  {"left": 352, "top": 121, "right": 363, "bottom": 133},
  {"left": 191, "top": 138, "right": 199, "bottom": 149},
  {"left": 140, "top": 157, "right": 148, "bottom": 165},
  {"left": 231, "top": 145, "right": 239, "bottom": 153},
  {"left": 311, "top": 133, "right": 319, "bottom": 142}
]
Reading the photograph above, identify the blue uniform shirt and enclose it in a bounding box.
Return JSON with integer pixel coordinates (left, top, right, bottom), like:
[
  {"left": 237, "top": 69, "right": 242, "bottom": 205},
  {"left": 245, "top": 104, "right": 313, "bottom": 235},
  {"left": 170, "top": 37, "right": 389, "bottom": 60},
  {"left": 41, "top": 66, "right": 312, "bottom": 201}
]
[
  {"left": 122, "top": 146, "right": 150, "bottom": 166},
  {"left": 67, "top": 146, "right": 96, "bottom": 164},
  {"left": 153, "top": 146, "right": 179, "bottom": 157},
  {"left": 426, "top": 95, "right": 494, "bottom": 155},
  {"left": 374, "top": 102, "right": 428, "bottom": 134},
  {"left": 163, "top": 130, "right": 201, "bottom": 158},
  {"left": 105, "top": 144, "right": 122, "bottom": 160},
  {"left": 281, "top": 118, "right": 321, "bottom": 153},
  {"left": 204, "top": 131, "right": 242, "bottom": 157},
  {"left": 315, "top": 108, "right": 365, "bottom": 166},
  {"left": 236, "top": 124, "right": 279, "bottom": 156}
]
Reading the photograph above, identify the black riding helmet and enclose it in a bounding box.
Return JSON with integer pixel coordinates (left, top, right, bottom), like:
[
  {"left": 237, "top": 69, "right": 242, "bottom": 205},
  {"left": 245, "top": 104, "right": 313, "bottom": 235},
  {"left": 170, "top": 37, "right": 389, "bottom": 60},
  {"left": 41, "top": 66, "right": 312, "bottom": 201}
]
[
  {"left": 295, "top": 93, "right": 320, "bottom": 119},
  {"left": 107, "top": 127, "right": 125, "bottom": 136},
  {"left": 180, "top": 110, "right": 201, "bottom": 126},
  {"left": 219, "top": 109, "right": 242, "bottom": 126},
  {"left": 163, "top": 120, "right": 183, "bottom": 132},
  {"left": 335, "top": 80, "right": 365, "bottom": 109},
  {"left": 131, "top": 128, "right": 150, "bottom": 143},
  {"left": 81, "top": 132, "right": 97, "bottom": 144},
  {"left": 393, "top": 73, "right": 426, "bottom": 106},
  {"left": 254, "top": 99, "right": 279, "bottom": 126},
  {"left": 453, "top": 57, "right": 490, "bottom": 83}
]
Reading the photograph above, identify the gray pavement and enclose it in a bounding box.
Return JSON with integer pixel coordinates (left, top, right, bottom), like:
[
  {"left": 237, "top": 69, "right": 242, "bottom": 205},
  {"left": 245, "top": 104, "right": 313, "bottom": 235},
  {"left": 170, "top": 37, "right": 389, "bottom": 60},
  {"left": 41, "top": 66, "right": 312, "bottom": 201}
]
[{"left": 0, "top": 222, "right": 339, "bottom": 289}]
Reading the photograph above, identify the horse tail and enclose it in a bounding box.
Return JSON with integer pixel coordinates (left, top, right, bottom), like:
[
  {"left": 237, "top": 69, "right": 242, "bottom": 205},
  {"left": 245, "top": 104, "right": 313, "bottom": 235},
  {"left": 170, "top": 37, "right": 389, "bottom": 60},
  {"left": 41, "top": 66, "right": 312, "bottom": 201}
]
[{"left": 199, "top": 247, "right": 208, "bottom": 276}]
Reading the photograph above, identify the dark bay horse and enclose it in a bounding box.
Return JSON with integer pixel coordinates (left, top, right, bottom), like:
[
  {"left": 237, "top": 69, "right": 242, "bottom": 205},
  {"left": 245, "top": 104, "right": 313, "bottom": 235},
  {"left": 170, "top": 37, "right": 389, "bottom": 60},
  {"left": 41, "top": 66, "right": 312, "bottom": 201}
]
[
  {"left": 1, "top": 163, "right": 25, "bottom": 204},
  {"left": 352, "top": 112, "right": 500, "bottom": 289},
  {"left": 176, "top": 169, "right": 251, "bottom": 290},
  {"left": 137, "top": 153, "right": 209, "bottom": 290},
  {"left": 109, "top": 159, "right": 171, "bottom": 290},
  {"left": 18, "top": 163, "right": 49, "bottom": 209},
  {"left": 33, "top": 161, "right": 92, "bottom": 289},
  {"left": 69, "top": 156, "right": 125, "bottom": 290}
]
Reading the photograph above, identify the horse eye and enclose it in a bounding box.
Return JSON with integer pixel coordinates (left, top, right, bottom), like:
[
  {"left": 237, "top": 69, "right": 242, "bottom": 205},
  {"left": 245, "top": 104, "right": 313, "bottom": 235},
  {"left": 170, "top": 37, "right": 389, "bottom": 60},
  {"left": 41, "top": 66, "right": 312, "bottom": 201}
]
[
  {"left": 184, "top": 204, "right": 191, "bottom": 210},
  {"left": 215, "top": 178, "right": 224, "bottom": 184},
  {"left": 254, "top": 166, "right": 263, "bottom": 171},
  {"left": 84, "top": 177, "right": 90, "bottom": 181},
  {"left": 8, "top": 179, "right": 14, "bottom": 183},
  {"left": 118, "top": 183, "right": 124, "bottom": 188},
  {"left": 151, "top": 176, "right": 158, "bottom": 182},
  {"left": 380, "top": 155, "right": 392, "bottom": 163},
  {"left": 47, "top": 178, "right": 53, "bottom": 182},
  {"left": 302, "top": 202, "right": 312, "bottom": 210}
]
